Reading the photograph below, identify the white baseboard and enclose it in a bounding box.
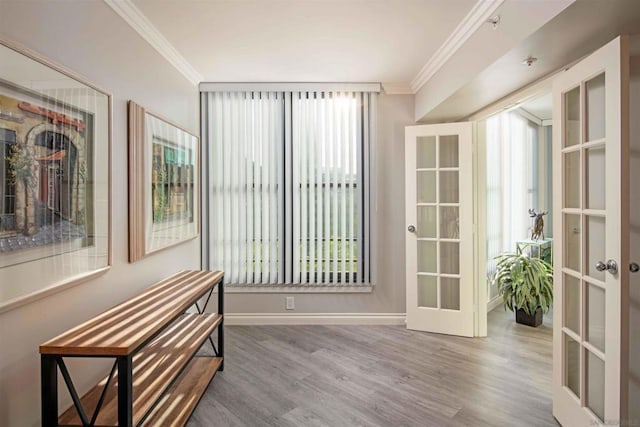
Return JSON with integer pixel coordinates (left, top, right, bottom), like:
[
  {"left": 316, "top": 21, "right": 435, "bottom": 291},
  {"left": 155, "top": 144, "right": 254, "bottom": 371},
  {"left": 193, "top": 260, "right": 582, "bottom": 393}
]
[
  {"left": 224, "top": 312, "right": 406, "bottom": 326},
  {"left": 487, "top": 296, "right": 503, "bottom": 312}
]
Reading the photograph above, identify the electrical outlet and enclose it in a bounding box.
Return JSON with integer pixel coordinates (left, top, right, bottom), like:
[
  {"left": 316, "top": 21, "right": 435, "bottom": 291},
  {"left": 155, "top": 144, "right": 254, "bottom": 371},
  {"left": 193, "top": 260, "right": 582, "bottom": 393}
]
[{"left": 285, "top": 296, "right": 295, "bottom": 310}]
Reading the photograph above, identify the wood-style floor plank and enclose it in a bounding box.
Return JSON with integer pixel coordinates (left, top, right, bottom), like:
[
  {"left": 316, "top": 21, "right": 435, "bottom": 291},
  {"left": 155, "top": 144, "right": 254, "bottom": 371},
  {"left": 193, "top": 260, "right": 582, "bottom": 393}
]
[{"left": 189, "top": 309, "right": 557, "bottom": 427}]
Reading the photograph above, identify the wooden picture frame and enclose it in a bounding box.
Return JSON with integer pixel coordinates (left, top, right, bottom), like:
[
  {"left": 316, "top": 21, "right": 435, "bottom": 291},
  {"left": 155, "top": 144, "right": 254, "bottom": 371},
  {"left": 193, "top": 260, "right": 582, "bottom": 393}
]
[
  {"left": 128, "top": 101, "right": 199, "bottom": 262},
  {"left": 0, "top": 37, "right": 111, "bottom": 313}
]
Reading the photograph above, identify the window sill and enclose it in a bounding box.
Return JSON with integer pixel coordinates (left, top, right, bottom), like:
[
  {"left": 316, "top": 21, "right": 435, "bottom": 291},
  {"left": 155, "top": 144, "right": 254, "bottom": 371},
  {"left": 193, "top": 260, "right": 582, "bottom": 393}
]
[{"left": 225, "top": 284, "right": 373, "bottom": 294}]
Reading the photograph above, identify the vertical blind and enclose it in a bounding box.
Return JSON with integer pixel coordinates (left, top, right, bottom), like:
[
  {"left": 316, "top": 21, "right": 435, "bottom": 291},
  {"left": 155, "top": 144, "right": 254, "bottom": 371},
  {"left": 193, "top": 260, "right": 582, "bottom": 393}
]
[
  {"left": 202, "top": 89, "right": 375, "bottom": 286},
  {"left": 486, "top": 110, "right": 538, "bottom": 298}
]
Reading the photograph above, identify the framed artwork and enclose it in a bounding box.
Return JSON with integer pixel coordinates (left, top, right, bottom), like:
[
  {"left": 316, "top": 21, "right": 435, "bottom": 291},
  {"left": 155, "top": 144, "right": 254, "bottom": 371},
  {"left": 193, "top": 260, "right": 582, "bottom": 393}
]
[
  {"left": 0, "top": 37, "right": 111, "bottom": 312},
  {"left": 128, "top": 101, "right": 199, "bottom": 262}
]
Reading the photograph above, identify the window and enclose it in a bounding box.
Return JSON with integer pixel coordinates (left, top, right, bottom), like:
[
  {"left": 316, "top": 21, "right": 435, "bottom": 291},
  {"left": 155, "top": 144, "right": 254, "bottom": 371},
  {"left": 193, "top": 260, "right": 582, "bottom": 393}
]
[
  {"left": 202, "top": 86, "right": 376, "bottom": 286},
  {"left": 485, "top": 110, "right": 541, "bottom": 297}
]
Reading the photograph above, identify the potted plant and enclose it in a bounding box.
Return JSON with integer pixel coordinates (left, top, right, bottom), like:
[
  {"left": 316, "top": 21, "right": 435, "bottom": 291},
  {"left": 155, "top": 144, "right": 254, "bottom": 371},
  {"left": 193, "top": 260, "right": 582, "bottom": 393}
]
[{"left": 493, "top": 252, "right": 553, "bottom": 327}]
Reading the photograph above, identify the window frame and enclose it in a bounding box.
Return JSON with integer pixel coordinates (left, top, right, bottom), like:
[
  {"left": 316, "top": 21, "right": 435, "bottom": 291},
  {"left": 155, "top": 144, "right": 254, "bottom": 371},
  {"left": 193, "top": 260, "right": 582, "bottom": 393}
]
[{"left": 200, "top": 85, "right": 378, "bottom": 290}]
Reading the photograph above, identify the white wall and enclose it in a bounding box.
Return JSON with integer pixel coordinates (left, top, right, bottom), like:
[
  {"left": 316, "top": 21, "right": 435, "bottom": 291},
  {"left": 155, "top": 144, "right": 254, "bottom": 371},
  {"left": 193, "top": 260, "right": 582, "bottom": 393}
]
[
  {"left": 0, "top": 2, "right": 199, "bottom": 426},
  {"left": 222, "top": 94, "right": 414, "bottom": 317}
]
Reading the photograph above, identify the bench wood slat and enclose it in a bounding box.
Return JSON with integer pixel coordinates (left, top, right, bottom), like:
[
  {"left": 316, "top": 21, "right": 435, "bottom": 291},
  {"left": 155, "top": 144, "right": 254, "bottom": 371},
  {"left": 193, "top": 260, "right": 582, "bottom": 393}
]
[{"left": 40, "top": 270, "right": 223, "bottom": 356}]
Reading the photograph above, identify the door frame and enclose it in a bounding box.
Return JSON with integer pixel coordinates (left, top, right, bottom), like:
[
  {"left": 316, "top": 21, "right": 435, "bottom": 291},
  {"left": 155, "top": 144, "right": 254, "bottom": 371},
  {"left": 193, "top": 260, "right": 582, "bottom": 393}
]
[{"left": 469, "top": 76, "right": 555, "bottom": 338}]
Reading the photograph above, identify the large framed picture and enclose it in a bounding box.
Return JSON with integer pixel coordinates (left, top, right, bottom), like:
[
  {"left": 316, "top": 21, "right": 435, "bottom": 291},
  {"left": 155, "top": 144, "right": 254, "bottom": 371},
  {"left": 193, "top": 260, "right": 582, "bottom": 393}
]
[
  {"left": 128, "top": 101, "right": 199, "bottom": 262},
  {"left": 0, "top": 38, "right": 111, "bottom": 312}
]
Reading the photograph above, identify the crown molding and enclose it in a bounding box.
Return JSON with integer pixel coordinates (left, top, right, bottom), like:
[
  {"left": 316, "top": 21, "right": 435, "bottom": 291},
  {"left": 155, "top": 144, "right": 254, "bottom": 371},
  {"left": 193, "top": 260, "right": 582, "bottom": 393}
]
[
  {"left": 381, "top": 82, "right": 414, "bottom": 95},
  {"left": 104, "top": 0, "right": 203, "bottom": 86},
  {"left": 410, "top": 0, "right": 505, "bottom": 93}
]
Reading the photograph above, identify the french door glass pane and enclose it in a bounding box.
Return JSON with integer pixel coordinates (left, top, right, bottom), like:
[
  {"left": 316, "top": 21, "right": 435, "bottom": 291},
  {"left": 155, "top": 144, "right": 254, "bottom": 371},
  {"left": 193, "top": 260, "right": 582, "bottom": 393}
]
[
  {"left": 586, "top": 147, "right": 606, "bottom": 210},
  {"left": 417, "top": 171, "right": 436, "bottom": 203},
  {"left": 439, "top": 206, "right": 459, "bottom": 239},
  {"left": 417, "top": 136, "right": 436, "bottom": 169},
  {"left": 439, "top": 171, "right": 459, "bottom": 203},
  {"left": 586, "top": 73, "right": 606, "bottom": 142},
  {"left": 587, "top": 283, "right": 606, "bottom": 352},
  {"left": 564, "top": 214, "right": 581, "bottom": 272},
  {"left": 564, "top": 274, "right": 581, "bottom": 335},
  {"left": 441, "top": 277, "right": 460, "bottom": 310},
  {"left": 586, "top": 215, "right": 606, "bottom": 281},
  {"left": 566, "top": 334, "right": 581, "bottom": 398},
  {"left": 439, "top": 135, "right": 459, "bottom": 168},
  {"left": 587, "top": 352, "right": 605, "bottom": 421},
  {"left": 417, "top": 206, "right": 436, "bottom": 238},
  {"left": 417, "top": 241, "right": 437, "bottom": 273},
  {"left": 564, "top": 151, "right": 580, "bottom": 208},
  {"left": 565, "top": 87, "right": 581, "bottom": 147},
  {"left": 418, "top": 275, "right": 437, "bottom": 308},
  {"left": 440, "top": 242, "right": 459, "bottom": 275}
]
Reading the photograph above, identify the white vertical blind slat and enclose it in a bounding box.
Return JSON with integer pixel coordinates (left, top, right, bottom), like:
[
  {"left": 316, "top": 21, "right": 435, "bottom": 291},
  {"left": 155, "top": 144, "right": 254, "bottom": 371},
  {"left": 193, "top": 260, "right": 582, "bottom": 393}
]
[
  {"left": 323, "top": 95, "right": 331, "bottom": 282},
  {"left": 270, "top": 92, "right": 279, "bottom": 283},
  {"left": 358, "top": 94, "right": 376, "bottom": 283},
  {"left": 292, "top": 92, "right": 301, "bottom": 283},
  {"left": 340, "top": 92, "right": 348, "bottom": 281},
  {"left": 284, "top": 94, "right": 293, "bottom": 284},
  {"left": 305, "top": 92, "right": 322, "bottom": 283},
  {"left": 246, "top": 93, "right": 254, "bottom": 283},
  {"left": 300, "top": 93, "right": 308, "bottom": 284},
  {"left": 238, "top": 92, "right": 246, "bottom": 285},
  {"left": 348, "top": 92, "right": 357, "bottom": 283},
  {"left": 331, "top": 94, "right": 339, "bottom": 281},
  {"left": 316, "top": 94, "right": 324, "bottom": 283}
]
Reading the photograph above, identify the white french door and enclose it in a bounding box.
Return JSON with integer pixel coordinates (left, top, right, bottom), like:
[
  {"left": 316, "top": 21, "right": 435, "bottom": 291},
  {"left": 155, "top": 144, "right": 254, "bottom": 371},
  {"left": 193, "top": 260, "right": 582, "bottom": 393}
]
[
  {"left": 405, "top": 122, "right": 474, "bottom": 337},
  {"left": 552, "top": 36, "right": 630, "bottom": 425}
]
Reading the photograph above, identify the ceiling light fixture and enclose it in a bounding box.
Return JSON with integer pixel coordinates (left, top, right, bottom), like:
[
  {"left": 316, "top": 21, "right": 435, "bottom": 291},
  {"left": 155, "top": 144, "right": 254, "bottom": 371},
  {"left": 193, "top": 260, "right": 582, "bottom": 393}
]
[
  {"left": 486, "top": 15, "right": 500, "bottom": 29},
  {"left": 522, "top": 56, "right": 538, "bottom": 67}
]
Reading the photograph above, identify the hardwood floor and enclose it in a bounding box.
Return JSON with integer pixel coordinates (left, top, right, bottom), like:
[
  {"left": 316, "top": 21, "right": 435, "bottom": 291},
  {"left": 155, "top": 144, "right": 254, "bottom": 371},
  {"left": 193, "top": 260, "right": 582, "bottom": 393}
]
[{"left": 189, "top": 309, "right": 555, "bottom": 427}]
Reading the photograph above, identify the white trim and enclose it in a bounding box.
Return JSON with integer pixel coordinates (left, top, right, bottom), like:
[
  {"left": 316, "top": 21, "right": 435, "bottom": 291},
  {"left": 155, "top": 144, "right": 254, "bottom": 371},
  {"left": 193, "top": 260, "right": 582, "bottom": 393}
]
[
  {"left": 475, "top": 120, "right": 488, "bottom": 337},
  {"left": 542, "top": 119, "right": 553, "bottom": 127},
  {"left": 225, "top": 285, "right": 373, "bottom": 294},
  {"left": 0, "top": 267, "right": 110, "bottom": 314},
  {"left": 382, "top": 82, "right": 414, "bottom": 95},
  {"left": 487, "top": 295, "right": 503, "bottom": 312},
  {"left": 224, "top": 312, "right": 406, "bottom": 325},
  {"left": 410, "top": 0, "right": 505, "bottom": 93},
  {"left": 104, "top": 0, "right": 203, "bottom": 86},
  {"left": 517, "top": 107, "right": 543, "bottom": 126},
  {"left": 199, "top": 82, "right": 381, "bottom": 93}
]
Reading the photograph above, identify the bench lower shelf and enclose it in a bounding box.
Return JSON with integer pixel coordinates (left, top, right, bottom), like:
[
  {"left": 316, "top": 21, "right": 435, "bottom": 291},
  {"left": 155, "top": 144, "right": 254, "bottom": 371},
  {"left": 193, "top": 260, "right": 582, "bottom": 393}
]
[
  {"left": 141, "top": 357, "right": 223, "bottom": 427},
  {"left": 58, "top": 313, "right": 222, "bottom": 426}
]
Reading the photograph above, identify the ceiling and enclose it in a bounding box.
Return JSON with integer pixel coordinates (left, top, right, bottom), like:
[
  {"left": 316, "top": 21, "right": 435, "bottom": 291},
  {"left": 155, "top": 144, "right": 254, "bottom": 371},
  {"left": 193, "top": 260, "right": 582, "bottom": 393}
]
[
  {"left": 132, "top": 0, "right": 476, "bottom": 84},
  {"left": 521, "top": 93, "right": 552, "bottom": 122},
  {"left": 423, "top": 0, "right": 640, "bottom": 122},
  {"left": 110, "top": 0, "right": 640, "bottom": 122}
]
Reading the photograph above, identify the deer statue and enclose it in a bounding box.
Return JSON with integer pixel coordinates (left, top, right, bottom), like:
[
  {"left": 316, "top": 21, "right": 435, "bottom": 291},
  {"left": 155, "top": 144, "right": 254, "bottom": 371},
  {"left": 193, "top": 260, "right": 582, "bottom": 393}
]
[{"left": 528, "top": 209, "right": 547, "bottom": 240}]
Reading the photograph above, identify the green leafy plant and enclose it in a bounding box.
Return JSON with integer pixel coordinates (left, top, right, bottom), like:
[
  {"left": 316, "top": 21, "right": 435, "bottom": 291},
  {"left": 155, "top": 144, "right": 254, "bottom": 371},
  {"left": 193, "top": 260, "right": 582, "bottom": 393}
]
[{"left": 494, "top": 252, "right": 553, "bottom": 316}]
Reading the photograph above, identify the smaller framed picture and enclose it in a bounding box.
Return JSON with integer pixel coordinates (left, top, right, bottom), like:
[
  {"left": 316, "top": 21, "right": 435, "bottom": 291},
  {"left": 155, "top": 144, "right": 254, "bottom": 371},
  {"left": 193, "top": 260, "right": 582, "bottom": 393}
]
[{"left": 128, "top": 101, "right": 199, "bottom": 262}]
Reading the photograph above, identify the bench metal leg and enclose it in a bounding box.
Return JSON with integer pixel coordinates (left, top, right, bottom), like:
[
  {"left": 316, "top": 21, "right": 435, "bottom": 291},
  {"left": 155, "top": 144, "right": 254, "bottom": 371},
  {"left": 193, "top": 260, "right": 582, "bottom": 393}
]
[
  {"left": 218, "top": 281, "right": 224, "bottom": 371},
  {"left": 118, "top": 355, "right": 133, "bottom": 427},
  {"left": 41, "top": 355, "right": 58, "bottom": 427}
]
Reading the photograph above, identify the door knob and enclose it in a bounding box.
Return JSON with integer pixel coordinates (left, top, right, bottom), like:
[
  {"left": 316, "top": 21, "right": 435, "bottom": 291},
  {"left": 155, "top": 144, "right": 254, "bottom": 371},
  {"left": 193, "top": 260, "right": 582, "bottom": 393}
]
[
  {"left": 631, "top": 262, "right": 639, "bottom": 273},
  {"left": 595, "top": 259, "right": 618, "bottom": 275},
  {"left": 407, "top": 225, "right": 416, "bottom": 233}
]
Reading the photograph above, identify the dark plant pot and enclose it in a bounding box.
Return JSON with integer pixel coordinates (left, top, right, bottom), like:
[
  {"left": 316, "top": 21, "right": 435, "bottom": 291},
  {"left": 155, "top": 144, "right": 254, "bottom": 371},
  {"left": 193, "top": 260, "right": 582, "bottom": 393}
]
[{"left": 515, "top": 308, "right": 543, "bottom": 327}]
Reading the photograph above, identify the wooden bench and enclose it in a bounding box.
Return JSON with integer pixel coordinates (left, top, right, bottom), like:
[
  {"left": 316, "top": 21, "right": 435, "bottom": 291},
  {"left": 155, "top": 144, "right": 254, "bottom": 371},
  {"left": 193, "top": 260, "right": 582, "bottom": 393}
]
[{"left": 40, "top": 270, "right": 224, "bottom": 427}]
